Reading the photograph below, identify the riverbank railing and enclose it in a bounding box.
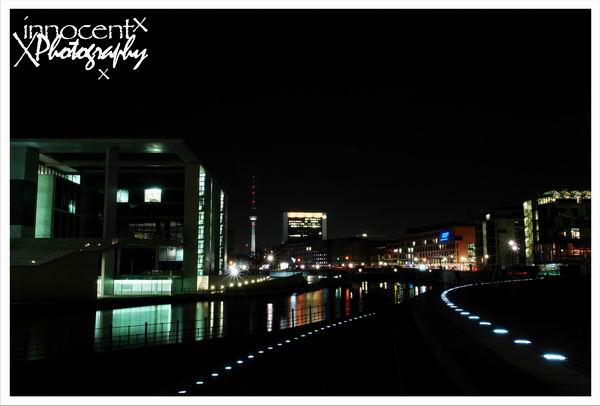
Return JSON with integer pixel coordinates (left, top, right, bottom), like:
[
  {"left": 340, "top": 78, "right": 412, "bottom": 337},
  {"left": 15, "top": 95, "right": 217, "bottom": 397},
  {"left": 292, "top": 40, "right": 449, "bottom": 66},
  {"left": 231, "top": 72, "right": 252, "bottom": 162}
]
[{"left": 11, "top": 301, "right": 354, "bottom": 363}]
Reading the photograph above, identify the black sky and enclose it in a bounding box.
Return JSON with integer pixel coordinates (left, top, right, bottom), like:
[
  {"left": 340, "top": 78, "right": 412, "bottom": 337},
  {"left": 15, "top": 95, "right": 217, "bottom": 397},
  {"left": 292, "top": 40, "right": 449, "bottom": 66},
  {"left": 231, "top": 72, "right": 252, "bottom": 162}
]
[{"left": 10, "top": 9, "right": 591, "bottom": 253}]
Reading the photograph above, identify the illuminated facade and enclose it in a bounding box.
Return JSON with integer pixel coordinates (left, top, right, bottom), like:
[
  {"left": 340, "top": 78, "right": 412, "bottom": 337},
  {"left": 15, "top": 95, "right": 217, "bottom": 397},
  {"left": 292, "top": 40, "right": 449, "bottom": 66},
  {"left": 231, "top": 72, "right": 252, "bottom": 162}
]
[
  {"left": 381, "top": 223, "right": 477, "bottom": 271},
  {"left": 523, "top": 190, "right": 591, "bottom": 267},
  {"left": 282, "top": 211, "right": 327, "bottom": 243},
  {"left": 10, "top": 139, "right": 228, "bottom": 298}
]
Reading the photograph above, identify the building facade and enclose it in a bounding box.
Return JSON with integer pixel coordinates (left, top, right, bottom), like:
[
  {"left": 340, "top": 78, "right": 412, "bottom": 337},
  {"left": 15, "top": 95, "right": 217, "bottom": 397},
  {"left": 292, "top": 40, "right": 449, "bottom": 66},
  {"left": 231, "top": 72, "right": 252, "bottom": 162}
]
[
  {"left": 10, "top": 139, "right": 228, "bottom": 298},
  {"left": 381, "top": 223, "right": 477, "bottom": 271},
  {"left": 523, "top": 190, "right": 591, "bottom": 268},
  {"left": 275, "top": 236, "right": 388, "bottom": 269},
  {"left": 476, "top": 207, "right": 525, "bottom": 270},
  {"left": 282, "top": 211, "right": 327, "bottom": 243}
]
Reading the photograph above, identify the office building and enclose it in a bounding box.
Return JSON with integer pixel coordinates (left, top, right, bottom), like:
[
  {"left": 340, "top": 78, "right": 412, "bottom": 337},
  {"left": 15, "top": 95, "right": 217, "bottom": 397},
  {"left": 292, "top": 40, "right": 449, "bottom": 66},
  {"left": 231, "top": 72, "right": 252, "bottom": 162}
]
[
  {"left": 523, "top": 190, "right": 591, "bottom": 268},
  {"left": 382, "top": 223, "right": 477, "bottom": 271},
  {"left": 329, "top": 237, "right": 390, "bottom": 267},
  {"left": 282, "top": 211, "right": 327, "bottom": 243},
  {"left": 10, "top": 139, "right": 228, "bottom": 300},
  {"left": 476, "top": 207, "right": 525, "bottom": 270}
]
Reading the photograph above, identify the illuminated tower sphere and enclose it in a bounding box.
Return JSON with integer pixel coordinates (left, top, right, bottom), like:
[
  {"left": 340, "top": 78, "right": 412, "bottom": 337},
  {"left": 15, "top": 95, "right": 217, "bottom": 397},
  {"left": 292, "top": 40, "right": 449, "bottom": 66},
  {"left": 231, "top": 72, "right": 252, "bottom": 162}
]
[{"left": 250, "top": 176, "right": 257, "bottom": 256}]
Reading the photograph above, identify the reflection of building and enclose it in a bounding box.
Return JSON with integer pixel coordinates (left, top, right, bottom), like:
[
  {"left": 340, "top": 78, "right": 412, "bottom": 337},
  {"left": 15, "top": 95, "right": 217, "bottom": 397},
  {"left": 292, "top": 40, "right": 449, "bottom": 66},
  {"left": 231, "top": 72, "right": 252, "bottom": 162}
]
[
  {"left": 381, "top": 223, "right": 476, "bottom": 271},
  {"left": 523, "top": 190, "right": 591, "bottom": 268},
  {"left": 476, "top": 207, "right": 525, "bottom": 270},
  {"left": 10, "top": 139, "right": 228, "bottom": 300},
  {"left": 282, "top": 211, "right": 327, "bottom": 243}
]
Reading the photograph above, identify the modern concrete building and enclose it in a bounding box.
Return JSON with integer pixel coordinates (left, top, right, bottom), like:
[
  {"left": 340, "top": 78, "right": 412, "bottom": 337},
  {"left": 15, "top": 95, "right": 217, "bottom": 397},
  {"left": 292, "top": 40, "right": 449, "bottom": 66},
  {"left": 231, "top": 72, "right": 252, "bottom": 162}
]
[
  {"left": 523, "top": 190, "right": 591, "bottom": 270},
  {"left": 10, "top": 139, "right": 228, "bottom": 300},
  {"left": 282, "top": 211, "right": 327, "bottom": 243},
  {"left": 476, "top": 206, "right": 525, "bottom": 270},
  {"left": 381, "top": 223, "right": 477, "bottom": 271}
]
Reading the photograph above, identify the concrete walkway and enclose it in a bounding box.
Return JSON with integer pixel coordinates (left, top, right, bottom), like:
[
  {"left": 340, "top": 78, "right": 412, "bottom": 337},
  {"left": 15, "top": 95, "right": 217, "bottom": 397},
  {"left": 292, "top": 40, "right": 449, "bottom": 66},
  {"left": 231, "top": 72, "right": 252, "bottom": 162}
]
[{"left": 413, "top": 278, "right": 590, "bottom": 395}]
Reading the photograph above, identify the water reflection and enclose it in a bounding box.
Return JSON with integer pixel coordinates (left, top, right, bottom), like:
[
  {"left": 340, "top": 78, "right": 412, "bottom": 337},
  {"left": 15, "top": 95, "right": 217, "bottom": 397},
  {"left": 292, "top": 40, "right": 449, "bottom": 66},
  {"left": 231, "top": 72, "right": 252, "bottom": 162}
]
[{"left": 11, "top": 281, "right": 429, "bottom": 361}]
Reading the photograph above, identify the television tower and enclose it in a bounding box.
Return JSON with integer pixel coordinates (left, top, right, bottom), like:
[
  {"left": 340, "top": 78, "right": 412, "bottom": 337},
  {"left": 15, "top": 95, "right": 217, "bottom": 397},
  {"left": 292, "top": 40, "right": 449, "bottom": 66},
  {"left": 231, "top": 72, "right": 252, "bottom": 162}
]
[{"left": 249, "top": 176, "right": 257, "bottom": 257}]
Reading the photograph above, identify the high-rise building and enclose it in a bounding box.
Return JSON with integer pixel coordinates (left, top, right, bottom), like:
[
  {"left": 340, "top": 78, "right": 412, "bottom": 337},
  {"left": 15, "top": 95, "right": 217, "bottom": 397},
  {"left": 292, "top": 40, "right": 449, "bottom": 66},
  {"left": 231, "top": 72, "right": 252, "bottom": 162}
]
[
  {"left": 523, "top": 190, "right": 591, "bottom": 269},
  {"left": 476, "top": 207, "right": 525, "bottom": 270},
  {"left": 10, "top": 139, "right": 228, "bottom": 300},
  {"left": 282, "top": 211, "right": 327, "bottom": 243}
]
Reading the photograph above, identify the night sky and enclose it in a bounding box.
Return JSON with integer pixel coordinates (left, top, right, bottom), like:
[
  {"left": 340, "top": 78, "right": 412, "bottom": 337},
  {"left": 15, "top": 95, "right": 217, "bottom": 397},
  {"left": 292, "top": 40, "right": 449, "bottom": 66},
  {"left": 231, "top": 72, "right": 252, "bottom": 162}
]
[{"left": 10, "top": 9, "right": 591, "bottom": 253}]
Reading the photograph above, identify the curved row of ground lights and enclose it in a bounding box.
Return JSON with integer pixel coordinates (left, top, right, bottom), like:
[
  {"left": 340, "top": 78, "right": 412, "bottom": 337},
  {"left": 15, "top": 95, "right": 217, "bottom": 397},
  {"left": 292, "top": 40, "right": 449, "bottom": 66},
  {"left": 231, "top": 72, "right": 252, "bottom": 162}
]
[
  {"left": 176, "top": 312, "right": 377, "bottom": 394},
  {"left": 441, "top": 278, "right": 567, "bottom": 363}
]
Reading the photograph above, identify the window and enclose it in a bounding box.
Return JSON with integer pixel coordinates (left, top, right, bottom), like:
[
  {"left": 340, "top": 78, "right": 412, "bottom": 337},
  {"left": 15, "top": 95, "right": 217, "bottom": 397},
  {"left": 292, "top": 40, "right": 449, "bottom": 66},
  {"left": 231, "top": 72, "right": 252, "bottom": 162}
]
[
  {"left": 117, "top": 189, "right": 129, "bottom": 203},
  {"left": 159, "top": 246, "right": 184, "bottom": 262},
  {"left": 144, "top": 188, "right": 162, "bottom": 203},
  {"left": 571, "top": 228, "right": 581, "bottom": 239}
]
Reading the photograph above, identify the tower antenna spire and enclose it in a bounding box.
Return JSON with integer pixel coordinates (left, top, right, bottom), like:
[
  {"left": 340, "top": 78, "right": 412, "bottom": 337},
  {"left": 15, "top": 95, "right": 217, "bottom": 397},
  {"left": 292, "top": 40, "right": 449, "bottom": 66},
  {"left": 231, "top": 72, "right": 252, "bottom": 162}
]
[{"left": 249, "top": 175, "right": 257, "bottom": 257}]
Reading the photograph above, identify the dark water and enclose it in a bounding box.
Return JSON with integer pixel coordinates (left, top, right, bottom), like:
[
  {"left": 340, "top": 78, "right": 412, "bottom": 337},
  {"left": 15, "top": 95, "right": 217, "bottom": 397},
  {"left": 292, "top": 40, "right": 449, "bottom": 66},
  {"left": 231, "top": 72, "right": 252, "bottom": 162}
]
[{"left": 11, "top": 281, "right": 429, "bottom": 361}]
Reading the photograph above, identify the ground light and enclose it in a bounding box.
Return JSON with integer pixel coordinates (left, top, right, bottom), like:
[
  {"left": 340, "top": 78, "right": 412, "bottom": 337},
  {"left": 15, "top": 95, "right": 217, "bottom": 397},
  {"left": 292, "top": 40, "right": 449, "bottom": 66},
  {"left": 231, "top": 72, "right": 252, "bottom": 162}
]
[
  {"left": 543, "top": 353, "right": 567, "bottom": 361},
  {"left": 468, "top": 316, "right": 480, "bottom": 320},
  {"left": 493, "top": 328, "right": 509, "bottom": 334},
  {"left": 514, "top": 339, "right": 532, "bottom": 345},
  {"left": 479, "top": 321, "right": 492, "bottom": 326},
  {"left": 178, "top": 312, "right": 377, "bottom": 394}
]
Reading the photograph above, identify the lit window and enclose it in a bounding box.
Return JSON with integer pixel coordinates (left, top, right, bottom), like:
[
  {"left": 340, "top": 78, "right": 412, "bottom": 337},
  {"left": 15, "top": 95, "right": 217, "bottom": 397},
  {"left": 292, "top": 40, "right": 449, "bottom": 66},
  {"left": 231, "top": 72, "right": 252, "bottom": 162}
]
[
  {"left": 68, "top": 200, "right": 76, "bottom": 214},
  {"left": 571, "top": 228, "right": 581, "bottom": 239},
  {"left": 144, "top": 188, "right": 162, "bottom": 203},
  {"left": 117, "top": 189, "right": 129, "bottom": 203}
]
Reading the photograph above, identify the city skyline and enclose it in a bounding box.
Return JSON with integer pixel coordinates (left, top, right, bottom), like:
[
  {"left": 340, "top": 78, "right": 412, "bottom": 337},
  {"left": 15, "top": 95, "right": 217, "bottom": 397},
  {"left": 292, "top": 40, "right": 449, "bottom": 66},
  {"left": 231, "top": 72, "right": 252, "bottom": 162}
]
[
  {"left": 10, "top": 9, "right": 591, "bottom": 252},
  {"left": 4, "top": 4, "right": 596, "bottom": 402}
]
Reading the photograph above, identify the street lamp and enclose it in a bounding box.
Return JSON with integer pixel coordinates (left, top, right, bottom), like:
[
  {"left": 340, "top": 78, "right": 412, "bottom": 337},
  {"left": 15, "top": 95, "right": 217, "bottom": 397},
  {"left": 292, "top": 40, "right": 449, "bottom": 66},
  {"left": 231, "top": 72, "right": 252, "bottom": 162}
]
[{"left": 507, "top": 240, "right": 519, "bottom": 269}]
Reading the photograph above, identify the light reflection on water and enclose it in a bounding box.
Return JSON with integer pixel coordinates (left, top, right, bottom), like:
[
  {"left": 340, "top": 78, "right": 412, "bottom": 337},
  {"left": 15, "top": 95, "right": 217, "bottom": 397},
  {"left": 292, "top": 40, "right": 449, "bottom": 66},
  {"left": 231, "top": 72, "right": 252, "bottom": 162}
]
[{"left": 12, "top": 281, "right": 428, "bottom": 361}]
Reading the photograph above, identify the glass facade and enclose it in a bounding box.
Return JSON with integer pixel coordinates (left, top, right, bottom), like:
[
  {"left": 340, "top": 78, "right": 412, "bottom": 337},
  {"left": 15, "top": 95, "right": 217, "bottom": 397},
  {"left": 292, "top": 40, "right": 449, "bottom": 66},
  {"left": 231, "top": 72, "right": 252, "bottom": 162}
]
[
  {"left": 197, "top": 166, "right": 206, "bottom": 276},
  {"left": 219, "top": 190, "right": 225, "bottom": 273}
]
